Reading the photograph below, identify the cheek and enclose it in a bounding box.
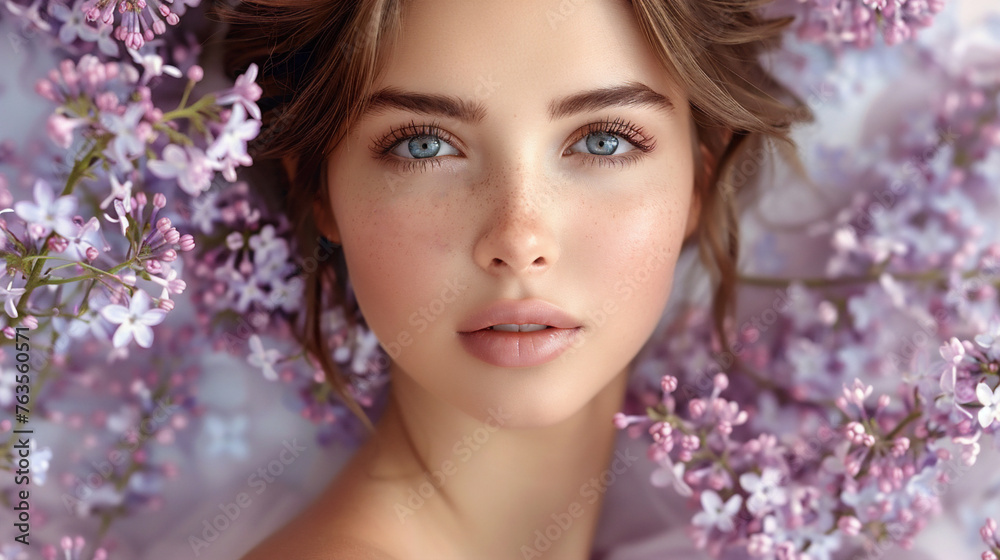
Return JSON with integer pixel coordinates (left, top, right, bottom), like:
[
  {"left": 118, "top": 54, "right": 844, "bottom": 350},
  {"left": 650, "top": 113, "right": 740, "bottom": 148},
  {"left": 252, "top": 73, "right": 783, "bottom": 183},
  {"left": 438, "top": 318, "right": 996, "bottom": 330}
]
[{"left": 336, "top": 199, "right": 459, "bottom": 344}]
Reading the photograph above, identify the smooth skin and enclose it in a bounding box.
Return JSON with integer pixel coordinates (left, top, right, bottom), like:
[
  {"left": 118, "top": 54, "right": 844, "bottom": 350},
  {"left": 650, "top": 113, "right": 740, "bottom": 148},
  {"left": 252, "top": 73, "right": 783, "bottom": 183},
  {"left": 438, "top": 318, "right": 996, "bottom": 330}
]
[{"left": 241, "top": 0, "right": 700, "bottom": 558}]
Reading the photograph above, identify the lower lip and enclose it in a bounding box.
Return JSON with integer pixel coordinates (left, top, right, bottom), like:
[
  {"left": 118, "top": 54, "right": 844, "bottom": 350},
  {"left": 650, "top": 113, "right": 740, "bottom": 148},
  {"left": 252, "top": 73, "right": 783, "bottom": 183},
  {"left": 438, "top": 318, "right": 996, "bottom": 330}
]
[{"left": 457, "top": 327, "right": 583, "bottom": 368}]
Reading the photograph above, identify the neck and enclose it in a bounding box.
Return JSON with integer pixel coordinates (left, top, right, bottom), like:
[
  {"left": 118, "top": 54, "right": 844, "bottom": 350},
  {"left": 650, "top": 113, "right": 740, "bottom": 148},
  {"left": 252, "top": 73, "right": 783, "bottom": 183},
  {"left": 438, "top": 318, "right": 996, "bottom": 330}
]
[{"left": 358, "top": 363, "right": 632, "bottom": 560}]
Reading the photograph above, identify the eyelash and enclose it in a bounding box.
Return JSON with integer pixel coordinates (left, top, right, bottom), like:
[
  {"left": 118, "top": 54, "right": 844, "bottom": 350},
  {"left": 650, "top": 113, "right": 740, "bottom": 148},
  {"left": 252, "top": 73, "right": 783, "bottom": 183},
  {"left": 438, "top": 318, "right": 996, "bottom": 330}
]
[{"left": 370, "top": 117, "right": 657, "bottom": 173}]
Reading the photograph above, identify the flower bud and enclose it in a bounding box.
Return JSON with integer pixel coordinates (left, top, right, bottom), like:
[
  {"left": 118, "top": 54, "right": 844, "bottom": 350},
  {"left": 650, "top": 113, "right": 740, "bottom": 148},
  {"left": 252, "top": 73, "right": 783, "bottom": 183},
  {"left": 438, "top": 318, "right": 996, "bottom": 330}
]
[
  {"left": 838, "top": 516, "right": 862, "bottom": 536},
  {"left": 187, "top": 65, "right": 204, "bottom": 82}
]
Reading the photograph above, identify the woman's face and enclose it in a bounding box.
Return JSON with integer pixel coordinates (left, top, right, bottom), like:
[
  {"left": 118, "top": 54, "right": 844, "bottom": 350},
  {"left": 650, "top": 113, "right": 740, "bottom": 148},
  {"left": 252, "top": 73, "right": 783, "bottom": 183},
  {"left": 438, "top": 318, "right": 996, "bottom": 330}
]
[{"left": 319, "top": 0, "right": 699, "bottom": 427}]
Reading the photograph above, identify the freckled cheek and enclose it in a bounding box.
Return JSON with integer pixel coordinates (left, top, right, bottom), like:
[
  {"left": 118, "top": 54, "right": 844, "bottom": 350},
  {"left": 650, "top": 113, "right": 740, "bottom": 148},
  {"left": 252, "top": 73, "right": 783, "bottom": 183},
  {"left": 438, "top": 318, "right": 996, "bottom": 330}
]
[
  {"left": 588, "top": 202, "right": 686, "bottom": 321},
  {"left": 340, "top": 208, "right": 454, "bottom": 336}
]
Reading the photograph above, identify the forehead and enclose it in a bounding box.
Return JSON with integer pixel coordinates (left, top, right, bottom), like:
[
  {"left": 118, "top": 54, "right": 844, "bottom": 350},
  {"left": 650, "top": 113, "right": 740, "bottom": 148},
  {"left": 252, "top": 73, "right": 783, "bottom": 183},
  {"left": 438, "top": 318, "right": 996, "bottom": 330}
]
[{"left": 373, "top": 0, "right": 687, "bottom": 112}]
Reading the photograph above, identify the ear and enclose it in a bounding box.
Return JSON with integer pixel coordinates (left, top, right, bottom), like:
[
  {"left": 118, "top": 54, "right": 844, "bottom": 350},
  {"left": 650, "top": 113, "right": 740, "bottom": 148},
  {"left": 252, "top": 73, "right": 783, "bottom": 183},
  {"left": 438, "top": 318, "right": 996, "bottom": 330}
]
[
  {"left": 311, "top": 188, "right": 342, "bottom": 245},
  {"left": 286, "top": 154, "right": 342, "bottom": 244},
  {"left": 683, "top": 141, "right": 711, "bottom": 241},
  {"left": 684, "top": 185, "right": 701, "bottom": 240}
]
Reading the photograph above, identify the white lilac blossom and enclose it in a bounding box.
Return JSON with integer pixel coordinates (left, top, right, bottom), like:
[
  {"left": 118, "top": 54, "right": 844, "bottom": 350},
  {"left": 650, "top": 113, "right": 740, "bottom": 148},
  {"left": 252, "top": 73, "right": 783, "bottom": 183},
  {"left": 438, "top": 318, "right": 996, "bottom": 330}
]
[
  {"left": 99, "top": 289, "right": 167, "bottom": 348},
  {"left": 147, "top": 144, "right": 217, "bottom": 196},
  {"left": 12, "top": 178, "right": 78, "bottom": 239},
  {"left": 247, "top": 334, "right": 280, "bottom": 381},
  {"left": 207, "top": 104, "right": 260, "bottom": 182},
  {"left": 692, "top": 490, "right": 743, "bottom": 533},
  {"left": 0, "top": 274, "right": 27, "bottom": 318},
  {"left": 978, "top": 383, "right": 1000, "bottom": 429}
]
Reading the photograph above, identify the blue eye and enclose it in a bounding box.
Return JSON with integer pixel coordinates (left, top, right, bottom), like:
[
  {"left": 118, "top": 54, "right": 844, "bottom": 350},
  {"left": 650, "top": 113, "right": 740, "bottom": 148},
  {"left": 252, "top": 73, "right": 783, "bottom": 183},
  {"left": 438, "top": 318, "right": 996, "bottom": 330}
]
[
  {"left": 567, "top": 131, "right": 639, "bottom": 157},
  {"left": 389, "top": 134, "right": 461, "bottom": 159}
]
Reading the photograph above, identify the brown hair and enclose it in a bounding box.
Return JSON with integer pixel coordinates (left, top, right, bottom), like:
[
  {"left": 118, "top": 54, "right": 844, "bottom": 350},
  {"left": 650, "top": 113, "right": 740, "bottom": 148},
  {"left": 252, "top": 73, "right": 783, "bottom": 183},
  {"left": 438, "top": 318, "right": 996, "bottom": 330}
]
[{"left": 214, "top": 0, "right": 813, "bottom": 429}]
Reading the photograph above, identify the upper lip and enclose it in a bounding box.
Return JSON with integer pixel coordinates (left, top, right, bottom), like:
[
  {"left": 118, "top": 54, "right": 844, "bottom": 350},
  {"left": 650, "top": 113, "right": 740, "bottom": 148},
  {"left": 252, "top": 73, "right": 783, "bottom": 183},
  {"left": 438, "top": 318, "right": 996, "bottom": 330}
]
[{"left": 457, "top": 299, "right": 582, "bottom": 333}]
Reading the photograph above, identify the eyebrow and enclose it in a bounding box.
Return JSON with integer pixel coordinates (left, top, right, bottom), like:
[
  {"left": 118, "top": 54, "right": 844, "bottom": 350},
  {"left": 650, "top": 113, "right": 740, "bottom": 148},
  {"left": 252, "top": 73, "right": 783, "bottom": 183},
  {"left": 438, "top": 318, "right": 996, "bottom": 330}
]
[{"left": 360, "top": 81, "right": 675, "bottom": 123}]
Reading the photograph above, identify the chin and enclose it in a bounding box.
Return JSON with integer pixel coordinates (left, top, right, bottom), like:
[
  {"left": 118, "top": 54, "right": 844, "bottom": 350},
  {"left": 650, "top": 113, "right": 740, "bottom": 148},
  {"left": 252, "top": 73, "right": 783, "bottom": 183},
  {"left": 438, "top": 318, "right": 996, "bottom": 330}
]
[{"left": 445, "top": 369, "right": 623, "bottom": 430}]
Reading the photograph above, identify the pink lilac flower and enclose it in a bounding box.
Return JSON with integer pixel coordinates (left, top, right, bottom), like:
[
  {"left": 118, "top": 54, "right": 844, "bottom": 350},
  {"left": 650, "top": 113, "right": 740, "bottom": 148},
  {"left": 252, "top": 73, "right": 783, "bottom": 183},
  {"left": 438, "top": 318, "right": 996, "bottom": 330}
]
[
  {"left": 80, "top": 0, "right": 182, "bottom": 50},
  {"left": 99, "top": 289, "right": 167, "bottom": 348},
  {"left": 46, "top": 113, "right": 88, "bottom": 149},
  {"left": 12, "top": 178, "right": 79, "bottom": 239},
  {"left": 213, "top": 62, "right": 262, "bottom": 120}
]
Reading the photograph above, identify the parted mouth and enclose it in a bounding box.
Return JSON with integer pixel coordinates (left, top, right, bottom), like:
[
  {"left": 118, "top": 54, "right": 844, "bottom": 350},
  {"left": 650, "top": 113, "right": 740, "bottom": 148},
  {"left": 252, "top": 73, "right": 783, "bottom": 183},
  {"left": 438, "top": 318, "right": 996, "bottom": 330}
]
[{"left": 457, "top": 299, "right": 582, "bottom": 333}]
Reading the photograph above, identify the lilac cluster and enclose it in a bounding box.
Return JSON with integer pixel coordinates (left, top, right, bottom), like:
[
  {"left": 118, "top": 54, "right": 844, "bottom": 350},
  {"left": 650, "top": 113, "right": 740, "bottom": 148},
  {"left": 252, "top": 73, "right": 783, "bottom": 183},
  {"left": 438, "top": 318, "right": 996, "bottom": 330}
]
[
  {"left": 619, "top": 6, "right": 1000, "bottom": 558},
  {"left": 770, "top": 0, "right": 947, "bottom": 48}
]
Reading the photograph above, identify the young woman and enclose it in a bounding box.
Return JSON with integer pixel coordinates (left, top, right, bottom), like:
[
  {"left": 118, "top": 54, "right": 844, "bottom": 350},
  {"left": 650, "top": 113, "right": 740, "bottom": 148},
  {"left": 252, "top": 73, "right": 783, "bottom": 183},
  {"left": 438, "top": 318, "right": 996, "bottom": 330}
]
[{"left": 219, "top": 0, "right": 810, "bottom": 557}]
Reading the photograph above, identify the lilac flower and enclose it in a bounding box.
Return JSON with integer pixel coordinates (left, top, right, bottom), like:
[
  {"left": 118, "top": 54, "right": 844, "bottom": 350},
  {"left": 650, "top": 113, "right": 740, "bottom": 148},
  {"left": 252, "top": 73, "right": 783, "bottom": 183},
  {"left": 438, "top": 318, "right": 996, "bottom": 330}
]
[
  {"left": 201, "top": 413, "right": 249, "bottom": 459},
  {"left": 207, "top": 104, "right": 260, "bottom": 181},
  {"left": 739, "top": 468, "right": 789, "bottom": 515},
  {"left": 46, "top": 113, "right": 88, "bottom": 149},
  {"left": 99, "top": 289, "right": 167, "bottom": 348},
  {"left": 692, "top": 490, "right": 743, "bottom": 533},
  {"left": 977, "top": 383, "right": 1000, "bottom": 429},
  {"left": 4, "top": 0, "right": 52, "bottom": 32},
  {"left": 188, "top": 190, "right": 220, "bottom": 233},
  {"left": 0, "top": 274, "right": 27, "bottom": 318},
  {"left": 100, "top": 103, "right": 149, "bottom": 171},
  {"left": 264, "top": 276, "right": 303, "bottom": 313},
  {"left": 651, "top": 455, "right": 693, "bottom": 497},
  {"left": 28, "top": 439, "right": 52, "bottom": 485},
  {"left": 57, "top": 216, "right": 106, "bottom": 262},
  {"left": 127, "top": 48, "right": 182, "bottom": 86},
  {"left": 102, "top": 198, "right": 129, "bottom": 237},
  {"left": 148, "top": 144, "right": 217, "bottom": 196},
  {"left": 94, "top": 21, "right": 119, "bottom": 56},
  {"left": 248, "top": 334, "right": 280, "bottom": 381},
  {"left": 214, "top": 63, "right": 262, "bottom": 120},
  {"left": 49, "top": 0, "right": 99, "bottom": 43},
  {"left": 71, "top": 484, "right": 124, "bottom": 517},
  {"left": 12, "top": 178, "right": 79, "bottom": 239},
  {"left": 99, "top": 175, "right": 133, "bottom": 212},
  {"left": 80, "top": 0, "right": 182, "bottom": 50}
]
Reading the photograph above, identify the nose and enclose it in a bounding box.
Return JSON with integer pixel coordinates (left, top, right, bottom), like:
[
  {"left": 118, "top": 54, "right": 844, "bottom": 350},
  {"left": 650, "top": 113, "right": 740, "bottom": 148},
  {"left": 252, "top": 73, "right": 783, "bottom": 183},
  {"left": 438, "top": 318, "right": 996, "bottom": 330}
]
[{"left": 472, "top": 163, "right": 560, "bottom": 277}]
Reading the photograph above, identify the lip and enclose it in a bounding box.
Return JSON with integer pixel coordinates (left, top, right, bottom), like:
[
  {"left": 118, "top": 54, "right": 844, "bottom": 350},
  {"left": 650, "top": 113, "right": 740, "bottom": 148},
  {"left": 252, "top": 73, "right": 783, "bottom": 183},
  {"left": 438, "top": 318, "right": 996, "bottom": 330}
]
[
  {"left": 456, "top": 299, "right": 583, "bottom": 333},
  {"left": 456, "top": 299, "right": 583, "bottom": 368}
]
